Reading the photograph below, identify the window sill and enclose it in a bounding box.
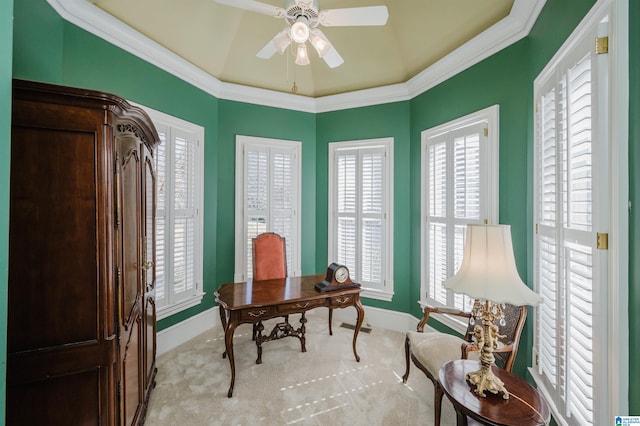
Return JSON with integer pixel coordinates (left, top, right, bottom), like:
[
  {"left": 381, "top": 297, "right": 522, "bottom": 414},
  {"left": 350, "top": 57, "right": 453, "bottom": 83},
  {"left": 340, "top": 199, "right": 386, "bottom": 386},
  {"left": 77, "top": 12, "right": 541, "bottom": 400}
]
[
  {"left": 361, "top": 287, "right": 394, "bottom": 302},
  {"left": 418, "top": 300, "right": 468, "bottom": 335},
  {"left": 528, "top": 368, "right": 566, "bottom": 426},
  {"left": 157, "top": 292, "right": 206, "bottom": 320}
]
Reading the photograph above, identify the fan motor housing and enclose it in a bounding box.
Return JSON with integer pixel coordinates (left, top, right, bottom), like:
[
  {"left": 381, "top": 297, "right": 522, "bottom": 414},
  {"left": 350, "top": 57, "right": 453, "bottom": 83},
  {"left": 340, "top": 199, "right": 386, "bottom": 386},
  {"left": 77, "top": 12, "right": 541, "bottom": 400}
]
[{"left": 285, "top": 0, "right": 319, "bottom": 26}]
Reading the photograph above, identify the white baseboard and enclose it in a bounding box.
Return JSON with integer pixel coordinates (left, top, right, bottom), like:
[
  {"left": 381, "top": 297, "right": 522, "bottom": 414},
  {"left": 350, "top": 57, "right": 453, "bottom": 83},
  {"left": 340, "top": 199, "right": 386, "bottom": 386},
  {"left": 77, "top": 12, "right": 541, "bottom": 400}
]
[
  {"left": 156, "top": 307, "right": 221, "bottom": 356},
  {"left": 157, "top": 305, "right": 423, "bottom": 356},
  {"left": 329, "top": 304, "right": 420, "bottom": 333}
]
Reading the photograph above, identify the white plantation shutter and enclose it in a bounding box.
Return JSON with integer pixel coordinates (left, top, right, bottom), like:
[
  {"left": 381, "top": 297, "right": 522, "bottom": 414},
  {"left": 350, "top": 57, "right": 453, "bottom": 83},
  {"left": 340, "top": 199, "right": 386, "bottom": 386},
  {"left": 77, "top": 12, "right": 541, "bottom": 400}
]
[
  {"left": 361, "top": 151, "right": 383, "bottom": 284},
  {"left": 329, "top": 139, "right": 393, "bottom": 299},
  {"left": 533, "top": 19, "right": 608, "bottom": 425},
  {"left": 537, "top": 87, "right": 560, "bottom": 387},
  {"left": 156, "top": 132, "right": 167, "bottom": 302},
  {"left": 172, "top": 133, "right": 196, "bottom": 301},
  {"left": 423, "top": 118, "right": 493, "bottom": 313},
  {"left": 271, "top": 149, "right": 295, "bottom": 272},
  {"left": 146, "top": 110, "right": 204, "bottom": 319},
  {"left": 337, "top": 153, "right": 357, "bottom": 270},
  {"left": 235, "top": 136, "right": 301, "bottom": 281},
  {"left": 245, "top": 147, "right": 269, "bottom": 278}
]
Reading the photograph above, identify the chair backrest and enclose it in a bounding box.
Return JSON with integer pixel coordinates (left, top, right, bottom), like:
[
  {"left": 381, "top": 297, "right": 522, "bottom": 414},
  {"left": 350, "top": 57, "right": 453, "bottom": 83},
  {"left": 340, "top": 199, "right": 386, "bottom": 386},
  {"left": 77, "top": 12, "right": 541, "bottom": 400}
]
[
  {"left": 252, "top": 232, "right": 287, "bottom": 281},
  {"left": 495, "top": 304, "right": 527, "bottom": 371},
  {"left": 463, "top": 302, "right": 527, "bottom": 372}
]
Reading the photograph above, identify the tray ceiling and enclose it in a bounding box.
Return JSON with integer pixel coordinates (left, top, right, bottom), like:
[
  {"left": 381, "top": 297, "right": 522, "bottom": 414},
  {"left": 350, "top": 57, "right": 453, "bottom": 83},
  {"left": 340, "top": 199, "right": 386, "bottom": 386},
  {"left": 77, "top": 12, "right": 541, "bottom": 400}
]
[{"left": 92, "top": 0, "right": 517, "bottom": 98}]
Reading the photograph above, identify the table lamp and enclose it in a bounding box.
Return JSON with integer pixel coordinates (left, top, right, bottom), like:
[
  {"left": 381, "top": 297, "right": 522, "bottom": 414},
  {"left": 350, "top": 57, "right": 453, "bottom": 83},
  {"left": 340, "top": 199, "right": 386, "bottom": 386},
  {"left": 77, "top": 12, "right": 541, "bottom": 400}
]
[{"left": 443, "top": 224, "right": 542, "bottom": 399}]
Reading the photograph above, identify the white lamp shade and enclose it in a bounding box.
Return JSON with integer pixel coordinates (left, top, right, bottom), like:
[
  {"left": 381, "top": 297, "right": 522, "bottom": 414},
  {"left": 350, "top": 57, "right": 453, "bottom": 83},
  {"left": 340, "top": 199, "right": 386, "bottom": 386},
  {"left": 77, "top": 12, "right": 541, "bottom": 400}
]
[{"left": 443, "top": 224, "right": 542, "bottom": 306}]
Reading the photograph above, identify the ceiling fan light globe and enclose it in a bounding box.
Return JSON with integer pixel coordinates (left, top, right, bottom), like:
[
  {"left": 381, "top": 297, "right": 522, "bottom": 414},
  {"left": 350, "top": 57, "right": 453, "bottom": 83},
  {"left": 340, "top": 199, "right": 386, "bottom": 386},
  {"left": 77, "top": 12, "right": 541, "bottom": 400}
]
[
  {"left": 310, "top": 34, "right": 330, "bottom": 58},
  {"left": 290, "top": 21, "right": 310, "bottom": 44},
  {"left": 295, "top": 43, "right": 310, "bottom": 65}
]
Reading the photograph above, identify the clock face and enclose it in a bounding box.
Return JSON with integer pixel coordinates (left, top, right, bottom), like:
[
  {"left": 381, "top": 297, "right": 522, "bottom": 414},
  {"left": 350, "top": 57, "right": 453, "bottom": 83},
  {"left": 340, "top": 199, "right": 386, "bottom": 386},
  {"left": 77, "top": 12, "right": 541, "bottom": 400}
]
[{"left": 334, "top": 266, "right": 349, "bottom": 283}]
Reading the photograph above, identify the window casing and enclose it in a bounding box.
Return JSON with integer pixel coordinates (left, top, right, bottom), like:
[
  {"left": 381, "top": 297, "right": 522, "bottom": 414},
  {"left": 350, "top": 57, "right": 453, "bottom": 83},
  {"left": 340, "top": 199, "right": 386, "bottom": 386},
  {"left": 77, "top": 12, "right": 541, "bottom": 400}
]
[
  {"left": 531, "top": 4, "right": 623, "bottom": 424},
  {"left": 234, "top": 136, "right": 301, "bottom": 281},
  {"left": 420, "top": 106, "right": 499, "bottom": 333},
  {"left": 136, "top": 105, "right": 205, "bottom": 320},
  {"left": 328, "top": 138, "right": 393, "bottom": 301}
]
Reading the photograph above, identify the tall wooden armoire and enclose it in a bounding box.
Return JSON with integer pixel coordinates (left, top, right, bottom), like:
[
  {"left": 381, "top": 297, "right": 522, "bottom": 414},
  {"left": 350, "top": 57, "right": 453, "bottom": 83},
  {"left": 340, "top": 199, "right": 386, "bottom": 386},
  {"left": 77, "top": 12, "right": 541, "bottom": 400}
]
[{"left": 7, "top": 79, "right": 159, "bottom": 425}]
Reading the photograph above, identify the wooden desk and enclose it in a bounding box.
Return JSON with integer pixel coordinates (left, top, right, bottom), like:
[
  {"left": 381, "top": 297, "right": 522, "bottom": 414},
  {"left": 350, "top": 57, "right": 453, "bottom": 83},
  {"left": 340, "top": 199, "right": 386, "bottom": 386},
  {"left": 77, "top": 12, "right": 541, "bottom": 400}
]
[
  {"left": 215, "top": 274, "right": 365, "bottom": 397},
  {"left": 439, "top": 360, "right": 550, "bottom": 426}
]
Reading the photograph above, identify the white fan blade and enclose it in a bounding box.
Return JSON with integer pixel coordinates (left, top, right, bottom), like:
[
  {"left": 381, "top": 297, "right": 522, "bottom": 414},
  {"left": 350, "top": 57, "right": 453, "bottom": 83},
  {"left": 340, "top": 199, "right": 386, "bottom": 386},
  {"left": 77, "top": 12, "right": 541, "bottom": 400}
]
[
  {"left": 322, "top": 45, "right": 344, "bottom": 68},
  {"left": 319, "top": 6, "right": 388, "bottom": 27},
  {"left": 215, "top": 0, "right": 286, "bottom": 18},
  {"left": 256, "top": 40, "right": 278, "bottom": 59},
  {"left": 257, "top": 29, "right": 291, "bottom": 59}
]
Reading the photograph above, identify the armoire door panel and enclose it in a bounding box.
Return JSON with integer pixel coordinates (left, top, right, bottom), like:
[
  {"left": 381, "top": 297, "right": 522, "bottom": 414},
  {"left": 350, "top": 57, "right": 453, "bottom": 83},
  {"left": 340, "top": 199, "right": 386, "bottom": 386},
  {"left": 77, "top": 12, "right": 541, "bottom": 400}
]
[
  {"left": 142, "top": 144, "right": 158, "bottom": 403},
  {"left": 8, "top": 126, "right": 100, "bottom": 351},
  {"left": 7, "top": 368, "right": 105, "bottom": 425},
  {"left": 118, "top": 136, "right": 142, "bottom": 327},
  {"left": 144, "top": 294, "right": 156, "bottom": 388},
  {"left": 144, "top": 153, "right": 156, "bottom": 293},
  {"left": 7, "top": 338, "right": 117, "bottom": 385},
  {"left": 121, "top": 316, "right": 143, "bottom": 426}
]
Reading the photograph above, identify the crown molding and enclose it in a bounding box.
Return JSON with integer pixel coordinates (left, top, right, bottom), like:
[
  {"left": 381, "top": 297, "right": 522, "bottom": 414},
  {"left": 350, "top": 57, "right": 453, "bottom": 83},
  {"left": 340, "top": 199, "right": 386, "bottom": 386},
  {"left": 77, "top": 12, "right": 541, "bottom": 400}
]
[
  {"left": 405, "top": 0, "right": 547, "bottom": 98},
  {"left": 47, "top": 0, "right": 224, "bottom": 98},
  {"left": 315, "top": 83, "right": 411, "bottom": 113},
  {"left": 218, "top": 81, "right": 317, "bottom": 113},
  {"left": 47, "top": 0, "right": 546, "bottom": 113}
]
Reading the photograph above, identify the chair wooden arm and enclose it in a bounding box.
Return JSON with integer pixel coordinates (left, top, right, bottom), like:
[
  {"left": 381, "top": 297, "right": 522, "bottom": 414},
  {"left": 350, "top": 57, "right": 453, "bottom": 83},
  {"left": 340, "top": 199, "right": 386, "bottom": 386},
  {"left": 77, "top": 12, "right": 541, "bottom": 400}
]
[
  {"left": 416, "top": 305, "right": 472, "bottom": 332},
  {"left": 461, "top": 340, "right": 479, "bottom": 359}
]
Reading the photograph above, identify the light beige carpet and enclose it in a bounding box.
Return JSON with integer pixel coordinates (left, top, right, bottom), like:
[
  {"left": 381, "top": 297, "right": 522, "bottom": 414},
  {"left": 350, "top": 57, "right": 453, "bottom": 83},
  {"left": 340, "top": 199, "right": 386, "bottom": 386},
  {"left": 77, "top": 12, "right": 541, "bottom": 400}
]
[{"left": 145, "top": 308, "right": 457, "bottom": 425}]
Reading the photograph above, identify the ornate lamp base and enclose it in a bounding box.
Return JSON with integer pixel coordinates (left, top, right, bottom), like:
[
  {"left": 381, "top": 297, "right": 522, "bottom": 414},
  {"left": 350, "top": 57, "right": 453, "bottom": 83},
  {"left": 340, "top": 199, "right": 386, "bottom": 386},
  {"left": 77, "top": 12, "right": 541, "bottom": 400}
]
[
  {"left": 467, "top": 300, "right": 510, "bottom": 400},
  {"left": 467, "top": 364, "right": 509, "bottom": 399}
]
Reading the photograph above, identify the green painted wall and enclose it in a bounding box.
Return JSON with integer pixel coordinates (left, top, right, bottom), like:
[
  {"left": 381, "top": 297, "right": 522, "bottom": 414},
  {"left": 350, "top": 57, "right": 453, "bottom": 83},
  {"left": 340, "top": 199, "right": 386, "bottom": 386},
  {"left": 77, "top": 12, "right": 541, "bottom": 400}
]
[
  {"left": 316, "top": 102, "right": 412, "bottom": 312},
  {"left": 12, "top": 0, "right": 62, "bottom": 84},
  {"left": 1, "top": 0, "right": 14, "bottom": 420},
  {"left": 216, "top": 100, "right": 317, "bottom": 287},
  {"left": 628, "top": 0, "right": 640, "bottom": 415}
]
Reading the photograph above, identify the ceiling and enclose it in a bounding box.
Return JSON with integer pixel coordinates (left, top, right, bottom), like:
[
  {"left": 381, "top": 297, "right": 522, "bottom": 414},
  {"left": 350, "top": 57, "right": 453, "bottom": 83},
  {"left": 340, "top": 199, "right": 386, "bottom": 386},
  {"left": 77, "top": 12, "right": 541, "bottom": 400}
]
[{"left": 91, "top": 0, "right": 516, "bottom": 98}]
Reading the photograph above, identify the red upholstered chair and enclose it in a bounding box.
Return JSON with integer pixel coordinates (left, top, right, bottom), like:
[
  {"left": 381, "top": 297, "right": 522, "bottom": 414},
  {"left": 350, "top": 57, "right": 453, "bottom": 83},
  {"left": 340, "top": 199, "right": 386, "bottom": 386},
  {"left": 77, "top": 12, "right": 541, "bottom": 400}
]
[
  {"left": 252, "top": 232, "right": 287, "bottom": 281},
  {"left": 251, "top": 232, "right": 333, "bottom": 352},
  {"left": 251, "top": 232, "right": 295, "bottom": 362}
]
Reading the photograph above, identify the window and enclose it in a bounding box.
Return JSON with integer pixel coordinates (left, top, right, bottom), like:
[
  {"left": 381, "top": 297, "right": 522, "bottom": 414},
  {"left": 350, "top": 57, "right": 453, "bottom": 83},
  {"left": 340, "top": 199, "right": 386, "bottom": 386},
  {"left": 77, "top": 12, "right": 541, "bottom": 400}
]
[
  {"left": 328, "top": 138, "right": 393, "bottom": 301},
  {"left": 137, "top": 105, "right": 205, "bottom": 320},
  {"left": 420, "top": 106, "right": 499, "bottom": 332},
  {"left": 531, "top": 6, "right": 618, "bottom": 425},
  {"left": 234, "top": 136, "right": 301, "bottom": 281}
]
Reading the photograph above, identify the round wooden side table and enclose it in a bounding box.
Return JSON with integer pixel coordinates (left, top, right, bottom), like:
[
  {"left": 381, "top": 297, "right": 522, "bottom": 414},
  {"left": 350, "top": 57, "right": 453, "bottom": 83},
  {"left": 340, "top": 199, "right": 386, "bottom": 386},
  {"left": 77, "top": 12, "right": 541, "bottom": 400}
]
[{"left": 439, "top": 359, "right": 550, "bottom": 426}]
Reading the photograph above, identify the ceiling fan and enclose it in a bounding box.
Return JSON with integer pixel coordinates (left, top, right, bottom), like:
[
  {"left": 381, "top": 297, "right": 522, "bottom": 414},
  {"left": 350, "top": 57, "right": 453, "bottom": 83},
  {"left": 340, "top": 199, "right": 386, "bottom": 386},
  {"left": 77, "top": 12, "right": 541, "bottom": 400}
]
[{"left": 215, "top": 0, "right": 389, "bottom": 68}]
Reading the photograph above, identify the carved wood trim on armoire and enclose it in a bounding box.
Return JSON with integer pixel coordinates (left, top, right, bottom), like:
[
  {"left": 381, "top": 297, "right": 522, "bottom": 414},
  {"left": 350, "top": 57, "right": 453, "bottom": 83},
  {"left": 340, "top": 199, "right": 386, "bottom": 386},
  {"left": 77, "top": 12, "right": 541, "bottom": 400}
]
[{"left": 7, "top": 79, "right": 159, "bottom": 425}]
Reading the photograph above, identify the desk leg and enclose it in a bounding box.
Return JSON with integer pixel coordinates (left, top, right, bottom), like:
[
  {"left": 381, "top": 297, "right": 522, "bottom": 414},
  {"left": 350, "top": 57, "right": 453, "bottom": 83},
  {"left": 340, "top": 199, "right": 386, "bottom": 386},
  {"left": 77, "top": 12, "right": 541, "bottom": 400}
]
[
  {"left": 352, "top": 297, "right": 365, "bottom": 362},
  {"left": 456, "top": 411, "right": 468, "bottom": 426},
  {"left": 300, "top": 312, "right": 307, "bottom": 352},
  {"left": 219, "top": 305, "right": 228, "bottom": 358},
  {"left": 224, "top": 319, "right": 237, "bottom": 398},
  {"left": 328, "top": 308, "right": 333, "bottom": 336}
]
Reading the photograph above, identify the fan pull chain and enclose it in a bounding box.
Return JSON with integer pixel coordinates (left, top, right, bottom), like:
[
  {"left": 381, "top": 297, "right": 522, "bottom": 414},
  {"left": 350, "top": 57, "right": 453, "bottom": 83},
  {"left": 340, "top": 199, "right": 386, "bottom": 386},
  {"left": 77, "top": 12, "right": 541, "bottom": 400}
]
[{"left": 287, "top": 43, "right": 298, "bottom": 93}]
